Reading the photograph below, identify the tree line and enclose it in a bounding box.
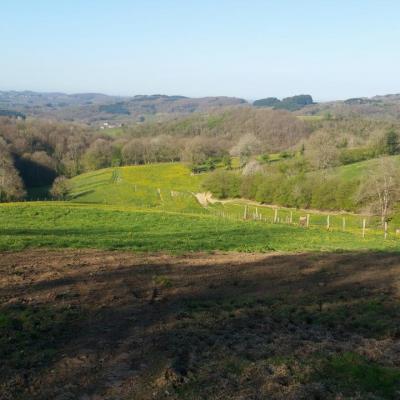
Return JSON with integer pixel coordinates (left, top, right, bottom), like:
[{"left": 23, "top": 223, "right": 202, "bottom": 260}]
[
  {"left": 0, "top": 109, "right": 310, "bottom": 200},
  {"left": 203, "top": 131, "right": 400, "bottom": 223},
  {"left": 0, "top": 108, "right": 399, "bottom": 204}
]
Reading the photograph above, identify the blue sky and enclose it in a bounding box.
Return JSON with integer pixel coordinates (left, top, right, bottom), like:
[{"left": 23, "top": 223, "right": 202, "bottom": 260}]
[{"left": 1, "top": 0, "right": 399, "bottom": 100}]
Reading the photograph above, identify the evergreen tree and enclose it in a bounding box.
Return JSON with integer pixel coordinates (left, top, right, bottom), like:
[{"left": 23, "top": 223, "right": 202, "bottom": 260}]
[{"left": 385, "top": 129, "right": 399, "bottom": 155}]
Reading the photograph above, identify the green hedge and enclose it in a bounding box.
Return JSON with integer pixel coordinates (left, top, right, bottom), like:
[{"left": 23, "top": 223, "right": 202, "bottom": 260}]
[{"left": 204, "top": 170, "right": 359, "bottom": 211}]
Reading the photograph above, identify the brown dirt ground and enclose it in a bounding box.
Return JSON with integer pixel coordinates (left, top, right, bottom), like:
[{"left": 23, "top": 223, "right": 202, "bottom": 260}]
[{"left": 1, "top": 250, "right": 400, "bottom": 400}]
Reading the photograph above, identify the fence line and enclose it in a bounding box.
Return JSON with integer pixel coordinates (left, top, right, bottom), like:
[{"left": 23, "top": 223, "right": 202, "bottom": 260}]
[{"left": 207, "top": 206, "right": 394, "bottom": 239}]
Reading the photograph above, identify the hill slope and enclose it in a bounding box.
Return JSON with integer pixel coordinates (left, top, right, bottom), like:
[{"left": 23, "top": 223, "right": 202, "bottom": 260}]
[
  {"left": 0, "top": 159, "right": 399, "bottom": 252},
  {"left": 300, "top": 93, "right": 400, "bottom": 120},
  {"left": 0, "top": 91, "right": 247, "bottom": 124},
  {"left": 334, "top": 155, "right": 400, "bottom": 181},
  {"left": 68, "top": 163, "right": 205, "bottom": 213}
]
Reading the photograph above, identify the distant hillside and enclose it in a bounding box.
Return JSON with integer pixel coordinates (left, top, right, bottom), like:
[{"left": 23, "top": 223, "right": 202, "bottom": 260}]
[
  {"left": 300, "top": 93, "right": 400, "bottom": 120},
  {"left": 0, "top": 90, "right": 247, "bottom": 125},
  {"left": 252, "top": 92, "right": 400, "bottom": 120},
  {"left": 4, "top": 90, "right": 400, "bottom": 124}
]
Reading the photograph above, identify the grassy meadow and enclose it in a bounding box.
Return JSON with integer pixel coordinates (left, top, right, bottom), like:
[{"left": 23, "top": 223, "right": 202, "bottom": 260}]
[
  {"left": 2, "top": 155, "right": 400, "bottom": 400},
  {"left": 0, "top": 202, "right": 399, "bottom": 253},
  {"left": 336, "top": 154, "right": 400, "bottom": 181},
  {"left": 1, "top": 160, "right": 400, "bottom": 253},
  {"left": 68, "top": 163, "right": 204, "bottom": 213}
]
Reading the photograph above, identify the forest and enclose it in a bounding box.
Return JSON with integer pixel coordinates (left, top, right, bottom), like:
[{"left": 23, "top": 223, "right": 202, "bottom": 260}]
[{"left": 1, "top": 105, "right": 400, "bottom": 219}]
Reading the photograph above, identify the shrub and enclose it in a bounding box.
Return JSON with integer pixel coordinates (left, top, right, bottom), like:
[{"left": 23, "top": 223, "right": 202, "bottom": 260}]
[
  {"left": 50, "top": 176, "right": 70, "bottom": 200},
  {"left": 384, "top": 128, "right": 399, "bottom": 155},
  {"left": 241, "top": 173, "right": 263, "bottom": 200},
  {"left": 202, "top": 170, "right": 241, "bottom": 199},
  {"left": 339, "top": 147, "right": 377, "bottom": 165},
  {"left": 259, "top": 153, "right": 270, "bottom": 163},
  {"left": 311, "top": 177, "right": 341, "bottom": 210},
  {"left": 254, "top": 174, "right": 281, "bottom": 204},
  {"left": 191, "top": 158, "right": 217, "bottom": 174}
]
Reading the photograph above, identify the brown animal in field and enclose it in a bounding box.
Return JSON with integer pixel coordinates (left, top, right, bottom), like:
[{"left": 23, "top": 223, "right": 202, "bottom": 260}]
[{"left": 299, "top": 216, "right": 307, "bottom": 227}]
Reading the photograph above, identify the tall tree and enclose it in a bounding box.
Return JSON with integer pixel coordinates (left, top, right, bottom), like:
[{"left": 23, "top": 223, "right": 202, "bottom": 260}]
[
  {"left": 305, "top": 131, "right": 339, "bottom": 171},
  {"left": 0, "top": 138, "right": 26, "bottom": 201},
  {"left": 357, "top": 157, "right": 400, "bottom": 224},
  {"left": 385, "top": 128, "right": 399, "bottom": 155}
]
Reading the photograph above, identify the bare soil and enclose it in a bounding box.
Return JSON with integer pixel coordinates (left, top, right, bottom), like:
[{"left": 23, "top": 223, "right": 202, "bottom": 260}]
[{"left": 1, "top": 250, "right": 400, "bottom": 399}]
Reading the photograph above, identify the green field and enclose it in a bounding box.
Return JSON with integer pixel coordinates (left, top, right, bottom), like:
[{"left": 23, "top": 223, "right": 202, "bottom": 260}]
[
  {"left": 211, "top": 201, "right": 385, "bottom": 231},
  {"left": 2, "top": 160, "right": 400, "bottom": 400},
  {"left": 1, "top": 161, "right": 400, "bottom": 253},
  {"left": 0, "top": 202, "right": 399, "bottom": 252},
  {"left": 336, "top": 155, "right": 400, "bottom": 180},
  {"left": 68, "top": 163, "right": 205, "bottom": 213},
  {"left": 68, "top": 161, "right": 397, "bottom": 233}
]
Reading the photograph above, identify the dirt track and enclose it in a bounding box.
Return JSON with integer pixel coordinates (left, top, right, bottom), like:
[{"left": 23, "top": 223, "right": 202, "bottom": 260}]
[{"left": 1, "top": 250, "right": 400, "bottom": 399}]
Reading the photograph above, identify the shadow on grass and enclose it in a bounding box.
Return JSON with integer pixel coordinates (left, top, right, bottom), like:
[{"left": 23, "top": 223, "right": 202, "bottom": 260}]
[
  {"left": 1, "top": 251, "right": 400, "bottom": 399},
  {"left": 26, "top": 186, "right": 51, "bottom": 201},
  {"left": 68, "top": 189, "right": 95, "bottom": 200}
]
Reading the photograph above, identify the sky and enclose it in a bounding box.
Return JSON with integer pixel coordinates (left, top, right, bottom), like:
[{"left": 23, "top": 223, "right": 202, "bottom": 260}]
[{"left": 1, "top": 0, "right": 400, "bottom": 101}]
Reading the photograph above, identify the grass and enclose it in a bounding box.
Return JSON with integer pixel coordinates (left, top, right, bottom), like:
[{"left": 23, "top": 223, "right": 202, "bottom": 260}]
[
  {"left": 3, "top": 250, "right": 400, "bottom": 398},
  {"left": 2, "top": 160, "right": 400, "bottom": 253},
  {"left": 211, "top": 201, "right": 389, "bottom": 232},
  {"left": 3, "top": 161, "right": 400, "bottom": 399},
  {"left": 67, "top": 159, "right": 400, "bottom": 230},
  {"left": 324, "top": 154, "right": 400, "bottom": 181},
  {"left": 0, "top": 304, "right": 80, "bottom": 369},
  {"left": 68, "top": 163, "right": 205, "bottom": 213},
  {"left": 321, "top": 352, "right": 400, "bottom": 398},
  {"left": 70, "top": 162, "right": 203, "bottom": 193},
  {"left": 100, "top": 127, "right": 125, "bottom": 137},
  {"left": 0, "top": 202, "right": 399, "bottom": 252}
]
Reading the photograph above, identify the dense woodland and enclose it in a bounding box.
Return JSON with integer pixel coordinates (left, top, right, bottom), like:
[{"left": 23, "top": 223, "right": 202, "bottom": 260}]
[
  {"left": 1, "top": 105, "right": 400, "bottom": 218},
  {"left": 0, "top": 108, "right": 309, "bottom": 197}
]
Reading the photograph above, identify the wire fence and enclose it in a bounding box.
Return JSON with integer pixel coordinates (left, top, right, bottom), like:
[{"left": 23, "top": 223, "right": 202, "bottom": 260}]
[
  {"left": 20, "top": 186, "right": 399, "bottom": 240},
  {"left": 207, "top": 204, "right": 397, "bottom": 240}
]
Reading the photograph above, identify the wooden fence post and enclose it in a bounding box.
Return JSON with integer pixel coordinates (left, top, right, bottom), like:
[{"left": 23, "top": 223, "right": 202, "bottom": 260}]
[
  {"left": 306, "top": 214, "right": 310, "bottom": 228},
  {"left": 327, "top": 215, "right": 330, "bottom": 230},
  {"left": 384, "top": 221, "right": 388, "bottom": 239},
  {"left": 362, "top": 218, "right": 366, "bottom": 238},
  {"left": 342, "top": 217, "right": 346, "bottom": 232},
  {"left": 244, "top": 205, "right": 248, "bottom": 220},
  {"left": 290, "top": 211, "right": 293, "bottom": 224},
  {"left": 274, "top": 208, "right": 278, "bottom": 224}
]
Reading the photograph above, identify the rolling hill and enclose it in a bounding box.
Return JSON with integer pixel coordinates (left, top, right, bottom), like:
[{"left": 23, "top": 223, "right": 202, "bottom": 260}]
[
  {"left": 68, "top": 163, "right": 205, "bottom": 213},
  {"left": 66, "top": 158, "right": 400, "bottom": 231},
  {"left": 0, "top": 91, "right": 247, "bottom": 125},
  {"left": 300, "top": 93, "right": 400, "bottom": 120},
  {"left": 1, "top": 158, "right": 399, "bottom": 254}
]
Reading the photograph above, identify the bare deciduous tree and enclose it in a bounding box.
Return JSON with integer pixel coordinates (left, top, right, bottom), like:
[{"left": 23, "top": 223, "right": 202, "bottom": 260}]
[
  {"left": 50, "top": 176, "right": 70, "bottom": 200},
  {"left": 357, "top": 157, "right": 400, "bottom": 224},
  {"left": 0, "top": 138, "right": 26, "bottom": 201},
  {"left": 305, "top": 131, "right": 339, "bottom": 171},
  {"left": 242, "top": 160, "right": 263, "bottom": 176},
  {"left": 230, "top": 134, "right": 260, "bottom": 167}
]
